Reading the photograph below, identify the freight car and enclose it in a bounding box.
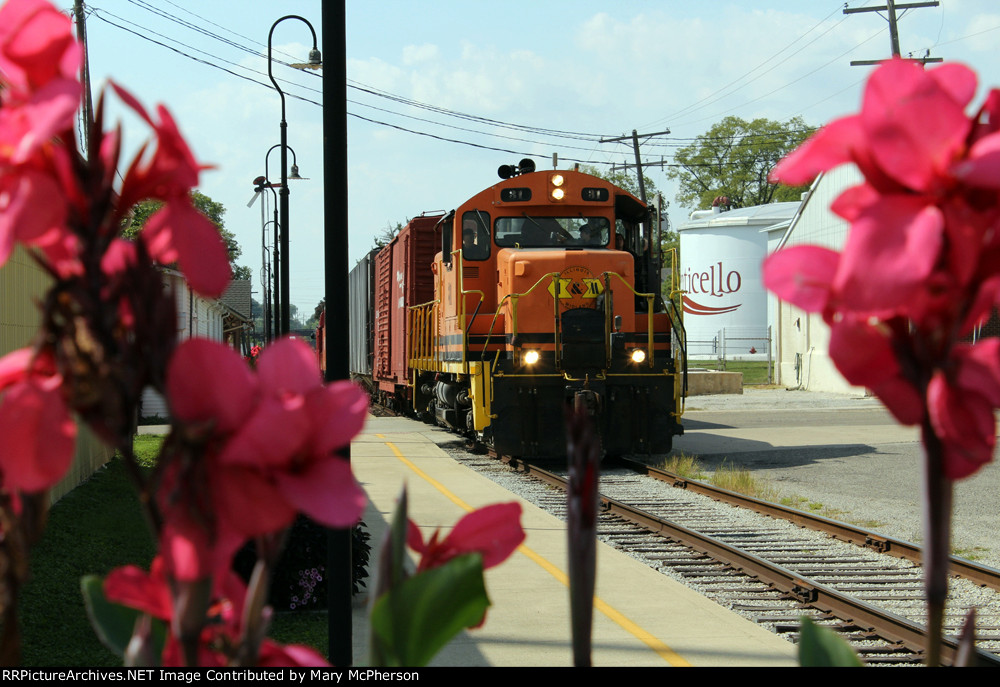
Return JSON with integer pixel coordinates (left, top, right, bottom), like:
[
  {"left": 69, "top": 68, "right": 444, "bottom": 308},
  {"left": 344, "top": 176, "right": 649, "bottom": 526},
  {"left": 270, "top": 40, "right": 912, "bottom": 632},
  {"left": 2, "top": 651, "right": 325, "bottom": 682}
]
[{"left": 346, "top": 160, "right": 686, "bottom": 458}]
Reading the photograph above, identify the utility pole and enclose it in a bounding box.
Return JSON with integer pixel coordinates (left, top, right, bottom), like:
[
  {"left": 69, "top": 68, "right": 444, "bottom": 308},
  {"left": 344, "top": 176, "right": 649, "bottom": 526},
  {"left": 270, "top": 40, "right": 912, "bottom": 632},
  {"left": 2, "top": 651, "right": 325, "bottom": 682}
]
[
  {"left": 599, "top": 129, "right": 670, "bottom": 203},
  {"left": 72, "top": 0, "right": 95, "bottom": 159},
  {"left": 844, "top": 0, "right": 941, "bottom": 66},
  {"left": 599, "top": 129, "right": 671, "bottom": 306}
]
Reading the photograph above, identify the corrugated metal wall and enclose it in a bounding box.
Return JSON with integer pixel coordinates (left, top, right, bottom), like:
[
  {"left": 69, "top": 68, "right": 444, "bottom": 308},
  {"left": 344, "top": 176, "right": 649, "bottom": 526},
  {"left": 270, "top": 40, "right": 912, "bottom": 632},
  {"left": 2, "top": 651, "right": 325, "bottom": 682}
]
[{"left": 0, "top": 246, "right": 115, "bottom": 504}]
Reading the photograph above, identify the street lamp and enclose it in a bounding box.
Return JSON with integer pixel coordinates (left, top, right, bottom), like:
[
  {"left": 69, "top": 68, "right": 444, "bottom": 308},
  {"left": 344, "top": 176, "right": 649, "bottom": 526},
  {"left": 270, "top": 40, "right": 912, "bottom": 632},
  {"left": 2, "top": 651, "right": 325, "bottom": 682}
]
[
  {"left": 261, "top": 225, "right": 275, "bottom": 343},
  {"left": 249, "top": 176, "right": 281, "bottom": 344},
  {"left": 268, "top": 15, "right": 321, "bottom": 336},
  {"left": 263, "top": 144, "right": 304, "bottom": 339}
]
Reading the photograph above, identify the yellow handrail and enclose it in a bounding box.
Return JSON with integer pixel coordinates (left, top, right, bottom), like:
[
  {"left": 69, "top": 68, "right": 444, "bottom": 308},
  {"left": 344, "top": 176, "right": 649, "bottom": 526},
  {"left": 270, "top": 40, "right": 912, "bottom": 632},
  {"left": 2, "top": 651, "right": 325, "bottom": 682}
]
[{"left": 601, "top": 271, "right": 656, "bottom": 368}]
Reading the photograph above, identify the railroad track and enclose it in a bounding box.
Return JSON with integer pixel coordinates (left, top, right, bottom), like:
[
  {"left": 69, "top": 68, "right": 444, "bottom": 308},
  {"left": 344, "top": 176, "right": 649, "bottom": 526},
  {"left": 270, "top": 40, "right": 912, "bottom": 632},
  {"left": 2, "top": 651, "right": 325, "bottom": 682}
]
[{"left": 442, "top": 442, "right": 1000, "bottom": 666}]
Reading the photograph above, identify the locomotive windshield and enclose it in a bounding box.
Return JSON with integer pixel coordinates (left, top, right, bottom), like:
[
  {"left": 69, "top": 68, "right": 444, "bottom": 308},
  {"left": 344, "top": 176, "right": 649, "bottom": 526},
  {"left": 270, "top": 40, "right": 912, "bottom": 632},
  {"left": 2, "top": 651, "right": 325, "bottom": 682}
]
[{"left": 494, "top": 216, "right": 610, "bottom": 248}]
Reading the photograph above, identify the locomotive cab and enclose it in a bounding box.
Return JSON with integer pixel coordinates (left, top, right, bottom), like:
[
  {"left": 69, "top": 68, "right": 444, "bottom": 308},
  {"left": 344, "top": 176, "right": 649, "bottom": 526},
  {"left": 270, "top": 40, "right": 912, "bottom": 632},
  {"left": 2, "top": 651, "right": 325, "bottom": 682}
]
[{"left": 406, "top": 163, "right": 686, "bottom": 458}]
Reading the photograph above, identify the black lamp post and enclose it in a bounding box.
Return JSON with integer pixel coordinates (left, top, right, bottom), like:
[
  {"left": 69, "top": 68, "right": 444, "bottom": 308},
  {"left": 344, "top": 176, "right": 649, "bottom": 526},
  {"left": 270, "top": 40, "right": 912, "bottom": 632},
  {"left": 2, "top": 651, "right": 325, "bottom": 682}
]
[
  {"left": 263, "top": 144, "right": 302, "bottom": 339},
  {"left": 268, "top": 16, "right": 320, "bottom": 336},
  {"left": 261, "top": 225, "right": 274, "bottom": 343}
]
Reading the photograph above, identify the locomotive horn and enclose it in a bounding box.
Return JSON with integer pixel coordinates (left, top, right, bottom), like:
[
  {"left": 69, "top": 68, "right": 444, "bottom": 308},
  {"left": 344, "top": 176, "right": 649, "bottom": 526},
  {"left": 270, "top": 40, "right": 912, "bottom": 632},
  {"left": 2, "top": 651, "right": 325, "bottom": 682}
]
[
  {"left": 498, "top": 164, "right": 515, "bottom": 179},
  {"left": 518, "top": 158, "right": 536, "bottom": 174}
]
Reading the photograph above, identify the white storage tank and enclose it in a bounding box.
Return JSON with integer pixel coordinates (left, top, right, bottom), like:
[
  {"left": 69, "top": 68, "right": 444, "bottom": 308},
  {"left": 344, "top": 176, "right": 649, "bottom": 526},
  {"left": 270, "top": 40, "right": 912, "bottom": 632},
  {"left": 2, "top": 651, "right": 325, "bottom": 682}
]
[{"left": 678, "top": 202, "right": 800, "bottom": 360}]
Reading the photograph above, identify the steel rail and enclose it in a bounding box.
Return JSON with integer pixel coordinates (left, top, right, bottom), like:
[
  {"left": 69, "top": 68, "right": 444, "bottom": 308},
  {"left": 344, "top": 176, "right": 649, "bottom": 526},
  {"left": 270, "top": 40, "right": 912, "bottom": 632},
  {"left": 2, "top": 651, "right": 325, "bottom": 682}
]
[
  {"left": 616, "top": 457, "right": 1000, "bottom": 592},
  {"left": 518, "top": 461, "right": 1000, "bottom": 667}
]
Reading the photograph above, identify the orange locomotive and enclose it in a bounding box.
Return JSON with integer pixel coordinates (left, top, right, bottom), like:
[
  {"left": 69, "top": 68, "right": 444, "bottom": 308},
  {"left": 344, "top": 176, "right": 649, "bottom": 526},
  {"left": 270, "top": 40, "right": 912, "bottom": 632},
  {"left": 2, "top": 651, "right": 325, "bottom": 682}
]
[{"left": 349, "top": 159, "right": 686, "bottom": 458}]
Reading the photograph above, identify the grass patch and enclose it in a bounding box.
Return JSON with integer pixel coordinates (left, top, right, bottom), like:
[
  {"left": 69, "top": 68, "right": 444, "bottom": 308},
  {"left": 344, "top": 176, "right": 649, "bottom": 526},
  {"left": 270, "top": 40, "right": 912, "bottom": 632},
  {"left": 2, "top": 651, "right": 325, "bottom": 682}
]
[
  {"left": 657, "top": 453, "right": 707, "bottom": 480},
  {"left": 709, "top": 462, "right": 781, "bottom": 502},
  {"left": 18, "top": 457, "right": 156, "bottom": 666},
  {"left": 953, "top": 546, "right": 988, "bottom": 561},
  {"left": 131, "top": 434, "right": 164, "bottom": 467}
]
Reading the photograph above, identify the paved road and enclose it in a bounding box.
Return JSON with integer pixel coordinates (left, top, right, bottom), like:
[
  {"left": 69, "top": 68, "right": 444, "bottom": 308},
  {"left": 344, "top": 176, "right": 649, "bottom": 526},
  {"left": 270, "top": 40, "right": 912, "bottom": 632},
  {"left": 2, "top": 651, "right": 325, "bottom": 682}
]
[{"left": 672, "top": 389, "right": 1000, "bottom": 569}]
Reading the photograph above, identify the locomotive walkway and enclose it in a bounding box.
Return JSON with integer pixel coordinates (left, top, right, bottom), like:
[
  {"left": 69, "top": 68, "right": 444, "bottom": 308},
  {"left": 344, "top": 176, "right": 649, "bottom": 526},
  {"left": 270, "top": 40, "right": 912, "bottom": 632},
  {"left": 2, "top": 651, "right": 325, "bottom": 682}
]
[{"left": 349, "top": 414, "right": 797, "bottom": 667}]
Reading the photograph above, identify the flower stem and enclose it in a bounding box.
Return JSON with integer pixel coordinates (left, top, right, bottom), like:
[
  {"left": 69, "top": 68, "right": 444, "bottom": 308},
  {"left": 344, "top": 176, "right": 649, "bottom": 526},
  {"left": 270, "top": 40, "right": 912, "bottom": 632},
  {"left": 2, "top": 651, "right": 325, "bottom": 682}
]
[{"left": 920, "top": 420, "right": 953, "bottom": 667}]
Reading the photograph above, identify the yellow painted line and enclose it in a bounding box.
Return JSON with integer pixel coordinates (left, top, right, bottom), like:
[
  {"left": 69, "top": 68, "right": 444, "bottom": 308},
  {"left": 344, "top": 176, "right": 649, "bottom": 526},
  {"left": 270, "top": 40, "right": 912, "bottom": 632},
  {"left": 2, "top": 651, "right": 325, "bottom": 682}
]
[{"left": 382, "top": 438, "right": 691, "bottom": 667}]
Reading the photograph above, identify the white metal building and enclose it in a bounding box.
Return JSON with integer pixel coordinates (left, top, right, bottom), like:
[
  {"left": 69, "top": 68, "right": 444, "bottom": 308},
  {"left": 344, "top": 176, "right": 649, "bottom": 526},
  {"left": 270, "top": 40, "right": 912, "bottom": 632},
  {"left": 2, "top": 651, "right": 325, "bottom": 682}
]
[
  {"left": 770, "top": 165, "right": 863, "bottom": 393},
  {"left": 140, "top": 272, "right": 250, "bottom": 419}
]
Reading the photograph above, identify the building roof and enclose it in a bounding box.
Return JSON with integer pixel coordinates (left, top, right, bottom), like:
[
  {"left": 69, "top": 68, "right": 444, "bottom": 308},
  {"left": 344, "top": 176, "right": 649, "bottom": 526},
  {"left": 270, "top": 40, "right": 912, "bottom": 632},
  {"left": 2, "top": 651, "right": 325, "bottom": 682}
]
[
  {"left": 220, "top": 279, "right": 252, "bottom": 320},
  {"left": 678, "top": 201, "right": 802, "bottom": 231}
]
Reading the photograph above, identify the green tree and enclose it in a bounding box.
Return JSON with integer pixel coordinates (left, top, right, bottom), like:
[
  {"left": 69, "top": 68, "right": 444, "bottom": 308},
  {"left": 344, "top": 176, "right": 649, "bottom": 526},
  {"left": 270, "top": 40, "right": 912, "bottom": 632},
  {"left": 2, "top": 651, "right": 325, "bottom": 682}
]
[
  {"left": 123, "top": 190, "right": 253, "bottom": 280},
  {"left": 306, "top": 298, "right": 325, "bottom": 330},
  {"left": 666, "top": 116, "right": 814, "bottom": 211}
]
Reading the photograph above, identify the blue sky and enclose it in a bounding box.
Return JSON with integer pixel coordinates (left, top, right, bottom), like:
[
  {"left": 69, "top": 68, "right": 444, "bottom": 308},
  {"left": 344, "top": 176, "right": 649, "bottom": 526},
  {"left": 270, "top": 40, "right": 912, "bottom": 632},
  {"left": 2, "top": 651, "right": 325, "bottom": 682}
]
[{"left": 59, "top": 0, "right": 1000, "bottom": 315}]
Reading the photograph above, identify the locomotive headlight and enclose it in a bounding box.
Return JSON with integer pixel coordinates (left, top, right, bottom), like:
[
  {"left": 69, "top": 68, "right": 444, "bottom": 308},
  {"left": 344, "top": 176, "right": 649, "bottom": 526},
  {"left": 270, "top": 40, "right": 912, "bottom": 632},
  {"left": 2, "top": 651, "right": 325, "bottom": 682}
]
[
  {"left": 523, "top": 349, "right": 541, "bottom": 365},
  {"left": 549, "top": 173, "right": 565, "bottom": 201},
  {"left": 630, "top": 348, "right": 647, "bottom": 364}
]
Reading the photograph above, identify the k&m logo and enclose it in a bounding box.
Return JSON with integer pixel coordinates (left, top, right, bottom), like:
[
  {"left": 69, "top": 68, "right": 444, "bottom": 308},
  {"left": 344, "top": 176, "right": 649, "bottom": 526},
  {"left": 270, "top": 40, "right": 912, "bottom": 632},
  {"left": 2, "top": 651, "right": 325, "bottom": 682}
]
[{"left": 548, "top": 266, "right": 603, "bottom": 310}]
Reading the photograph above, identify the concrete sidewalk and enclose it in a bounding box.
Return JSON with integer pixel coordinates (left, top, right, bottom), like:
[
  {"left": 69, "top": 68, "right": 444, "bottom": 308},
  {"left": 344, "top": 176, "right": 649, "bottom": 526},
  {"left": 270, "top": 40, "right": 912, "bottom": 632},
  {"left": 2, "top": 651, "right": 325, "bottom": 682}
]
[{"left": 349, "top": 415, "right": 798, "bottom": 667}]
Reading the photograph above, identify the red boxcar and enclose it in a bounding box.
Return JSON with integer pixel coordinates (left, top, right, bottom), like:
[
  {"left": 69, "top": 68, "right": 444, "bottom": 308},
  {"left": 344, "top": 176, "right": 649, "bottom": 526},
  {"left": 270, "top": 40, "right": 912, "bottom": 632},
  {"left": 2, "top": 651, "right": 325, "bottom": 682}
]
[{"left": 371, "top": 214, "right": 441, "bottom": 401}]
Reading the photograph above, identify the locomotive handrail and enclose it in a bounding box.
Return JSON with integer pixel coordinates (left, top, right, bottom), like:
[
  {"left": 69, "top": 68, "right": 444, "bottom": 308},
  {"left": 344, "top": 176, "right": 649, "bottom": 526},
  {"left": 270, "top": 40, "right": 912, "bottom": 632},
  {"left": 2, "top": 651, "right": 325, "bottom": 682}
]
[
  {"left": 665, "top": 247, "right": 688, "bottom": 411},
  {"left": 601, "top": 271, "right": 656, "bottom": 368},
  {"left": 452, "top": 248, "right": 485, "bottom": 367},
  {"left": 408, "top": 299, "right": 440, "bottom": 370},
  {"left": 666, "top": 296, "right": 688, "bottom": 411},
  {"left": 482, "top": 271, "right": 561, "bottom": 363}
]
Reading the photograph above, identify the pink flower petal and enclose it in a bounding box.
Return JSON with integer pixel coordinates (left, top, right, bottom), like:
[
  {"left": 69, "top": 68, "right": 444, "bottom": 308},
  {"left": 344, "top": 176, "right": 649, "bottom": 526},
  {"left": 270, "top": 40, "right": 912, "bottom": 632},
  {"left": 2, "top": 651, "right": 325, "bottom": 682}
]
[
  {"left": 166, "top": 338, "right": 257, "bottom": 433},
  {"left": 769, "top": 115, "right": 863, "bottom": 186},
  {"left": 104, "top": 560, "right": 172, "bottom": 621},
  {"left": 0, "top": 0, "right": 81, "bottom": 94},
  {"left": 954, "top": 131, "right": 1000, "bottom": 188},
  {"left": 446, "top": 502, "right": 525, "bottom": 569},
  {"left": 305, "top": 382, "right": 369, "bottom": 457},
  {"left": 256, "top": 338, "right": 323, "bottom": 396},
  {"left": 217, "top": 394, "right": 310, "bottom": 468},
  {"left": 0, "top": 381, "right": 76, "bottom": 492},
  {"left": 274, "top": 457, "right": 366, "bottom": 529},
  {"left": 862, "top": 58, "right": 971, "bottom": 192},
  {"left": 213, "top": 466, "right": 297, "bottom": 537},
  {"left": 928, "top": 372, "right": 996, "bottom": 479},
  {"left": 142, "top": 199, "right": 231, "bottom": 298},
  {"left": 258, "top": 642, "right": 331, "bottom": 667},
  {"left": 928, "top": 62, "right": 978, "bottom": 110},
  {"left": 762, "top": 245, "right": 838, "bottom": 313},
  {"left": 833, "top": 197, "right": 943, "bottom": 312},
  {"left": 954, "top": 340, "right": 1000, "bottom": 407}
]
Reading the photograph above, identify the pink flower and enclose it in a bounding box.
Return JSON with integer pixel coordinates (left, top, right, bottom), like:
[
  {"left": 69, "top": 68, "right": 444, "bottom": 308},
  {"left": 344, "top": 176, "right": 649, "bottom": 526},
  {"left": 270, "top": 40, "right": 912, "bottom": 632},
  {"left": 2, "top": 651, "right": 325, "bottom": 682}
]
[
  {"left": 764, "top": 58, "right": 1000, "bottom": 480},
  {"left": 407, "top": 502, "right": 525, "bottom": 573},
  {"left": 0, "top": 78, "right": 81, "bottom": 164},
  {"left": 927, "top": 340, "right": 1000, "bottom": 479},
  {"left": 140, "top": 198, "right": 232, "bottom": 298},
  {"left": 161, "top": 338, "right": 367, "bottom": 580},
  {"left": 104, "top": 557, "right": 330, "bottom": 667},
  {"left": 0, "top": 347, "right": 75, "bottom": 492},
  {"left": 0, "top": 0, "right": 81, "bottom": 97},
  {"left": 0, "top": 166, "right": 67, "bottom": 266}
]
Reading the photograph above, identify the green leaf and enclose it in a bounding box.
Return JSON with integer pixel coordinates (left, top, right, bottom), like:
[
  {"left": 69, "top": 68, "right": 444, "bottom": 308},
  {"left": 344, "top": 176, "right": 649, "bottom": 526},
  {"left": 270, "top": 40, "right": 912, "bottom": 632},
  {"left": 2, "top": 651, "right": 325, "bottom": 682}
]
[
  {"left": 369, "top": 554, "right": 490, "bottom": 667},
  {"left": 80, "top": 575, "right": 167, "bottom": 660},
  {"left": 798, "top": 616, "right": 863, "bottom": 667}
]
